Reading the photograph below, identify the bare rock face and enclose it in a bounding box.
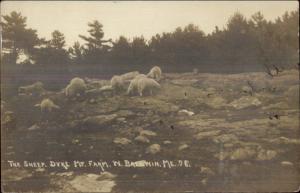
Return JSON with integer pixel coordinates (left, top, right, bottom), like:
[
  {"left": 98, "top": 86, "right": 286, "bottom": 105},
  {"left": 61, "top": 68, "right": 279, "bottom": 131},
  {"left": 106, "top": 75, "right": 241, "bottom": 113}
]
[
  {"left": 83, "top": 114, "right": 118, "bottom": 127},
  {"left": 285, "top": 85, "right": 299, "bottom": 108},
  {"left": 213, "top": 134, "right": 239, "bottom": 145},
  {"left": 256, "top": 149, "right": 277, "bottom": 161},
  {"left": 2, "top": 168, "right": 33, "bottom": 181},
  {"left": 230, "top": 147, "right": 257, "bottom": 161},
  {"left": 230, "top": 96, "right": 262, "bottom": 109},
  {"left": 116, "top": 110, "right": 135, "bottom": 117},
  {"left": 195, "top": 130, "right": 221, "bottom": 140},
  {"left": 204, "top": 96, "right": 228, "bottom": 109},
  {"left": 52, "top": 172, "right": 116, "bottom": 192},
  {"left": 146, "top": 144, "right": 161, "bottom": 154}
]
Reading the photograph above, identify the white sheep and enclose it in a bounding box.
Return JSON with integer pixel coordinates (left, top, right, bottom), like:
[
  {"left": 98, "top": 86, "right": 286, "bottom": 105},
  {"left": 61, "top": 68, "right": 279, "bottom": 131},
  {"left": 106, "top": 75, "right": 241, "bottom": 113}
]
[
  {"left": 127, "top": 74, "right": 147, "bottom": 95},
  {"left": 147, "top": 66, "right": 162, "bottom": 81},
  {"left": 35, "top": 98, "right": 60, "bottom": 113},
  {"left": 18, "top": 81, "right": 45, "bottom": 96},
  {"left": 136, "top": 77, "right": 161, "bottom": 96},
  {"left": 120, "top": 71, "right": 140, "bottom": 81},
  {"left": 65, "top": 77, "right": 87, "bottom": 97},
  {"left": 111, "top": 75, "right": 126, "bottom": 92}
]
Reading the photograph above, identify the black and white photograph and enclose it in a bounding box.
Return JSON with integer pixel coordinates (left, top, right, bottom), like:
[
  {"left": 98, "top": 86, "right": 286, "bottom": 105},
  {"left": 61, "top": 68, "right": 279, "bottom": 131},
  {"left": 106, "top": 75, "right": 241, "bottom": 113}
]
[{"left": 1, "top": 1, "right": 299, "bottom": 192}]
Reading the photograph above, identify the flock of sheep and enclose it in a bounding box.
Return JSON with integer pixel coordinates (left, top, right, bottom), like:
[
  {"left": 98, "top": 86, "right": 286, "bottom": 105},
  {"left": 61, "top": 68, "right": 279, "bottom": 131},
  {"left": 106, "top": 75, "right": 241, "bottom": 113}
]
[{"left": 30, "top": 66, "right": 162, "bottom": 113}]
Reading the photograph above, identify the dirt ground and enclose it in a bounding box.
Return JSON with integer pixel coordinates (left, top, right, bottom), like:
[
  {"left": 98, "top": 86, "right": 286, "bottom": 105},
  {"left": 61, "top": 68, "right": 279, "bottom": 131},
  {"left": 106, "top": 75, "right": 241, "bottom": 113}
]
[{"left": 1, "top": 70, "right": 299, "bottom": 192}]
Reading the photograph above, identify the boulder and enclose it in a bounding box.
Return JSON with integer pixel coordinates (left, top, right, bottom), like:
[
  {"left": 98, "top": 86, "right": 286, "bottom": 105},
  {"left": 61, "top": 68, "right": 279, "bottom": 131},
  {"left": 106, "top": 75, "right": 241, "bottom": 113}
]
[
  {"left": 178, "top": 109, "right": 195, "bottom": 116},
  {"left": 256, "top": 149, "right": 277, "bottom": 161},
  {"left": 200, "top": 166, "right": 215, "bottom": 176},
  {"left": 230, "top": 147, "right": 256, "bottom": 161},
  {"left": 146, "top": 144, "right": 161, "bottom": 154},
  {"left": 113, "top": 138, "right": 131, "bottom": 145},
  {"left": 178, "top": 144, "right": 189, "bottom": 151},
  {"left": 281, "top": 161, "right": 293, "bottom": 167},
  {"left": 61, "top": 172, "right": 116, "bottom": 192},
  {"left": 135, "top": 135, "right": 150, "bottom": 143},
  {"left": 163, "top": 140, "right": 172, "bottom": 145},
  {"left": 139, "top": 130, "right": 157, "bottom": 137}
]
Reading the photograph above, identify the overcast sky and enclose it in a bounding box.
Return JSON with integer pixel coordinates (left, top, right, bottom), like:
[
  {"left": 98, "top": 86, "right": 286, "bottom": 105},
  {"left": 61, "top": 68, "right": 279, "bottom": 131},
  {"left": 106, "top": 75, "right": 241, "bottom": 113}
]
[{"left": 1, "top": 1, "right": 298, "bottom": 47}]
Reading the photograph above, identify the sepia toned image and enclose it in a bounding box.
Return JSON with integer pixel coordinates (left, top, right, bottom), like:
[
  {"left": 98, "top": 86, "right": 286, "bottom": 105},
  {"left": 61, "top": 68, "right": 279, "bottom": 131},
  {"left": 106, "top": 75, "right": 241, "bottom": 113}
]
[{"left": 1, "top": 1, "right": 299, "bottom": 192}]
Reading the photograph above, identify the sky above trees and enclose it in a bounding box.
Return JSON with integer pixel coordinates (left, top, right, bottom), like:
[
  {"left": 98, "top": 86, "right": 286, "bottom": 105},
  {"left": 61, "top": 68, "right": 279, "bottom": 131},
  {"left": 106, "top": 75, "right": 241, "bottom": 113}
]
[{"left": 1, "top": 1, "right": 298, "bottom": 46}]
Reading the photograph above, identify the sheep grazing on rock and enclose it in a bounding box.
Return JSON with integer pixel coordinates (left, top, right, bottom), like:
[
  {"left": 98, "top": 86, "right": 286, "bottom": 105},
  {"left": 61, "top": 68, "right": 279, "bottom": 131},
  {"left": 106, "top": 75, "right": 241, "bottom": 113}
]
[
  {"left": 147, "top": 66, "right": 162, "bottom": 81},
  {"left": 127, "top": 74, "right": 147, "bottom": 95},
  {"left": 120, "top": 71, "right": 140, "bottom": 81},
  {"left": 135, "top": 77, "right": 160, "bottom": 96},
  {"left": 65, "top": 77, "right": 87, "bottom": 98},
  {"left": 84, "top": 77, "right": 110, "bottom": 89},
  {"left": 135, "top": 74, "right": 148, "bottom": 79},
  {"left": 111, "top": 75, "right": 126, "bottom": 92},
  {"left": 35, "top": 98, "right": 60, "bottom": 113},
  {"left": 18, "top": 81, "right": 45, "bottom": 96}
]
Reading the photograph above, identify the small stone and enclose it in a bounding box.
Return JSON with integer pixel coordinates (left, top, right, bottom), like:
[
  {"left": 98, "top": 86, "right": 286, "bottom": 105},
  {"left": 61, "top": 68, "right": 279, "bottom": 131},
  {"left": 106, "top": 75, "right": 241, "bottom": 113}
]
[
  {"left": 201, "top": 178, "right": 208, "bottom": 185},
  {"left": 195, "top": 130, "right": 221, "bottom": 140},
  {"left": 139, "top": 130, "right": 157, "bottom": 137},
  {"left": 132, "top": 174, "right": 138, "bottom": 179},
  {"left": 200, "top": 167, "right": 215, "bottom": 176},
  {"left": 57, "top": 171, "right": 74, "bottom": 177},
  {"left": 281, "top": 161, "right": 293, "bottom": 167},
  {"left": 178, "top": 144, "right": 189, "bottom": 151},
  {"left": 256, "top": 149, "right": 277, "bottom": 161},
  {"left": 98, "top": 171, "right": 116, "bottom": 180},
  {"left": 230, "top": 147, "right": 256, "bottom": 161},
  {"left": 35, "top": 168, "right": 46, "bottom": 172},
  {"left": 28, "top": 124, "right": 40, "bottom": 131},
  {"left": 135, "top": 135, "right": 150, "bottom": 143},
  {"left": 116, "top": 117, "right": 126, "bottom": 122},
  {"left": 163, "top": 140, "right": 172, "bottom": 145},
  {"left": 113, "top": 137, "right": 131, "bottom": 145},
  {"left": 83, "top": 114, "right": 118, "bottom": 126},
  {"left": 89, "top": 99, "right": 96, "bottom": 104},
  {"left": 178, "top": 109, "right": 195, "bottom": 116},
  {"left": 72, "top": 139, "right": 80, "bottom": 144},
  {"left": 146, "top": 144, "right": 161, "bottom": 154}
]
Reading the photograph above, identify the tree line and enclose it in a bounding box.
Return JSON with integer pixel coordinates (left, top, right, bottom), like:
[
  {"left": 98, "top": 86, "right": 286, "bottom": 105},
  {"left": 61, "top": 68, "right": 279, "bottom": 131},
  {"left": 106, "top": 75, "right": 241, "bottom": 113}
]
[{"left": 1, "top": 10, "right": 299, "bottom": 89}]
